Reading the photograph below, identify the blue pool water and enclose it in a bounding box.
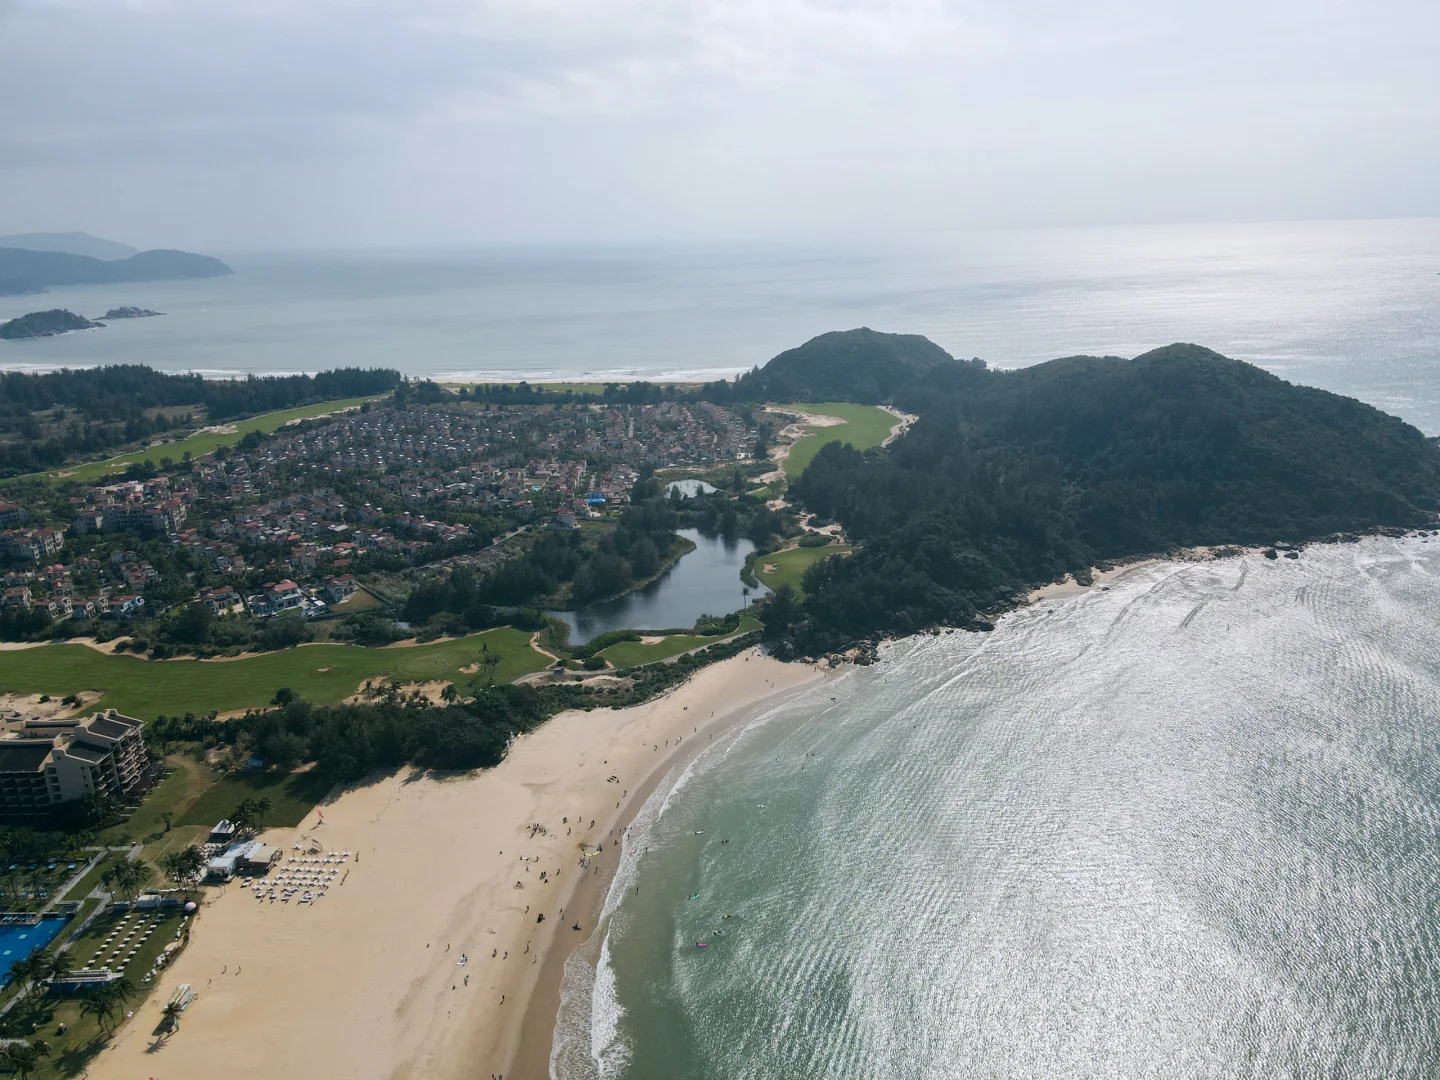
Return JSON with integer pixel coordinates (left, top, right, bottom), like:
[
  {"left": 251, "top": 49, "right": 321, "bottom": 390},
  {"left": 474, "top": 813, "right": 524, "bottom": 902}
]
[{"left": 0, "top": 917, "right": 70, "bottom": 980}]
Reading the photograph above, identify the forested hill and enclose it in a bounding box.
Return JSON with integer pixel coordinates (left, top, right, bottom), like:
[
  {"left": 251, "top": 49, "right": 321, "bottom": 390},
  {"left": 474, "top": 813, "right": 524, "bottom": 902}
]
[
  {"left": 775, "top": 343, "right": 1440, "bottom": 654},
  {"left": 726, "top": 328, "right": 968, "bottom": 403}
]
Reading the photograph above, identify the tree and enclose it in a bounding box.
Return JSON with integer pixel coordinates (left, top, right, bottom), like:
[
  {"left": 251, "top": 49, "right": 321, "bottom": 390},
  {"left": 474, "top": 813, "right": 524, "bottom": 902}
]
[
  {"left": 161, "top": 1000, "right": 184, "bottom": 1034},
  {"left": 103, "top": 858, "right": 147, "bottom": 903},
  {"left": 440, "top": 683, "right": 459, "bottom": 705},
  {"left": 251, "top": 797, "right": 273, "bottom": 831},
  {"left": 229, "top": 799, "right": 256, "bottom": 835},
  {"left": 47, "top": 951, "right": 74, "bottom": 987},
  {"left": 480, "top": 642, "right": 502, "bottom": 685},
  {"left": 2, "top": 1042, "right": 38, "bottom": 1079},
  {"left": 78, "top": 992, "right": 109, "bottom": 1032},
  {"left": 161, "top": 847, "right": 205, "bottom": 894},
  {"left": 7, "top": 955, "right": 34, "bottom": 1004}
]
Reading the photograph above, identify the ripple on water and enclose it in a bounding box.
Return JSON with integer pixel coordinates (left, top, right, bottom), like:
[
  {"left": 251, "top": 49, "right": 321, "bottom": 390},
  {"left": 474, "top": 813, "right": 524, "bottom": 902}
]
[{"left": 567, "top": 538, "right": 1440, "bottom": 1079}]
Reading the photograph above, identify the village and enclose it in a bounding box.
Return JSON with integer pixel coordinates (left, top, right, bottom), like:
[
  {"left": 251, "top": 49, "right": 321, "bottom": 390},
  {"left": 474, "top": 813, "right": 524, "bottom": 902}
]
[{"left": 0, "top": 397, "right": 753, "bottom": 636}]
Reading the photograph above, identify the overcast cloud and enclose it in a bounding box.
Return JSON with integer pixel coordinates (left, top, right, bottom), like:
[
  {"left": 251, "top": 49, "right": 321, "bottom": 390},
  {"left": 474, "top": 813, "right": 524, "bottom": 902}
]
[{"left": 1, "top": 0, "right": 1437, "bottom": 249}]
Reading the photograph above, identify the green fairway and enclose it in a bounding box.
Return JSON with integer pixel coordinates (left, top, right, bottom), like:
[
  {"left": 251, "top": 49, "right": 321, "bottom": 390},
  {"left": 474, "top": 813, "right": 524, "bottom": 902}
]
[
  {"left": 599, "top": 616, "right": 761, "bottom": 669},
  {"left": 757, "top": 544, "right": 853, "bottom": 596},
  {"left": 0, "top": 627, "right": 546, "bottom": 718},
  {"left": 776, "top": 402, "right": 898, "bottom": 478},
  {"left": 9, "top": 395, "right": 380, "bottom": 485}
]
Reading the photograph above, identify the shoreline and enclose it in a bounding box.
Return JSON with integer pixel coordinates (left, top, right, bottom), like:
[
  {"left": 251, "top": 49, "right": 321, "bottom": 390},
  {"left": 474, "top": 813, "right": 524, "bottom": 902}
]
[
  {"left": 83, "top": 647, "right": 825, "bottom": 1080},
  {"left": 505, "top": 663, "right": 824, "bottom": 1078}
]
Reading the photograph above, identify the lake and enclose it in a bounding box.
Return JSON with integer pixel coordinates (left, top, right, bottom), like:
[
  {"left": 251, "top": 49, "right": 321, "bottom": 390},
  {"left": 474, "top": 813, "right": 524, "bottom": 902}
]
[{"left": 547, "top": 529, "right": 765, "bottom": 645}]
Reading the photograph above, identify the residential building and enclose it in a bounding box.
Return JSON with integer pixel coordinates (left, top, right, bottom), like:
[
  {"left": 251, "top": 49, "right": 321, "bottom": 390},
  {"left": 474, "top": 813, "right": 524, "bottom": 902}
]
[{"left": 0, "top": 711, "right": 151, "bottom": 820}]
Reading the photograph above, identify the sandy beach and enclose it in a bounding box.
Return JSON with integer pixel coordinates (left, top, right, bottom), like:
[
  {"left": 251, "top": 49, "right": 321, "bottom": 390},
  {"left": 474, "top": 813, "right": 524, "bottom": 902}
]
[{"left": 86, "top": 648, "right": 823, "bottom": 1080}]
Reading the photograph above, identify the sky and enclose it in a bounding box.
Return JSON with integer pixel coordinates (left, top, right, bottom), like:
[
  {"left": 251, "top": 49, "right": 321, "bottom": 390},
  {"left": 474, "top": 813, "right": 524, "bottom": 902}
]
[{"left": 0, "top": 0, "right": 1437, "bottom": 251}]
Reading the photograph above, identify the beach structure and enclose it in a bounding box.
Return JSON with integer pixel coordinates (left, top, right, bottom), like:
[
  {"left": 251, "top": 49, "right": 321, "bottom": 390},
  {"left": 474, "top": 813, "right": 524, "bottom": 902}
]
[
  {"left": 205, "top": 839, "right": 281, "bottom": 881},
  {"left": 208, "top": 819, "right": 238, "bottom": 844},
  {"left": 0, "top": 711, "right": 150, "bottom": 820}
]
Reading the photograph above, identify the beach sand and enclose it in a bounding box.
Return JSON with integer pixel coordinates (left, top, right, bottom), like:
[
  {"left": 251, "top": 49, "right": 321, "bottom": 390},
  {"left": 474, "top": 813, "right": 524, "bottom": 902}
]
[{"left": 86, "top": 649, "right": 822, "bottom": 1080}]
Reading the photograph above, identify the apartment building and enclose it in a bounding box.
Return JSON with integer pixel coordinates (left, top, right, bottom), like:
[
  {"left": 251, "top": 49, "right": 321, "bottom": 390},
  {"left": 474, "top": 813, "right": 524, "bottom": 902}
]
[{"left": 0, "top": 711, "right": 150, "bottom": 820}]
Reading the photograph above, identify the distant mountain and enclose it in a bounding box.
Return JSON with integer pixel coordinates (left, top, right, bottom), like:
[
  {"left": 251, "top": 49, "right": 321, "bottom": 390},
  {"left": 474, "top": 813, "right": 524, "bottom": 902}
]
[
  {"left": 0, "top": 231, "right": 138, "bottom": 260},
  {"left": 736, "top": 328, "right": 962, "bottom": 404},
  {"left": 0, "top": 247, "right": 232, "bottom": 296},
  {"left": 0, "top": 309, "right": 104, "bottom": 340}
]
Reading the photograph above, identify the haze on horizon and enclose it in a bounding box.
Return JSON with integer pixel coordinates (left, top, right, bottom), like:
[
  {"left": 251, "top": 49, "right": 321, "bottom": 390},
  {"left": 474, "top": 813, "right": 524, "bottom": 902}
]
[{"left": 0, "top": 0, "right": 1437, "bottom": 252}]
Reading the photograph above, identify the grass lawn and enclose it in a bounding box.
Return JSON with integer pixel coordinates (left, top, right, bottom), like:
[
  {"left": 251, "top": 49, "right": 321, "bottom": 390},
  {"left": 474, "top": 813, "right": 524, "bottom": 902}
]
[
  {"left": 328, "top": 588, "right": 384, "bottom": 614},
  {"left": 756, "top": 544, "right": 854, "bottom": 597},
  {"left": 177, "top": 770, "right": 334, "bottom": 829},
  {"left": 8, "top": 395, "right": 380, "bottom": 486},
  {"left": 599, "top": 616, "right": 761, "bottom": 669},
  {"left": 0, "top": 627, "right": 547, "bottom": 719},
  {"left": 55, "top": 855, "right": 132, "bottom": 906},
  {"left": 775, "top": 402, "right": 898, "bottom": 478}
]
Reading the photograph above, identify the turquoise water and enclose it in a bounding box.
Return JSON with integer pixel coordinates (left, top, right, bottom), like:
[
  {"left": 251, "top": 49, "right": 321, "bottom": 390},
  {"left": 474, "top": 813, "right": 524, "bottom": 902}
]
[
  {"left": 2, "top": 218, "right": 1439, "bottom": 431},
  {"left": 557, "top": 539, "right": 1440, "bottom": 1078},
  {"left": 0, "top": 916, "right": 69, "bottom": 980}
]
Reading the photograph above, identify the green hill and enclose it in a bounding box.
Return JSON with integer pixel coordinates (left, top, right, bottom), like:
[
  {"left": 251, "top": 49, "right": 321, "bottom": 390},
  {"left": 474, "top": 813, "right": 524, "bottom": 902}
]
[
  {"left": 776, "top": 343, "right": 1440, "bottom": 652},
  {"left": 0, "top": 308, "right": 103, "bottom": 340},
  {"left": 736, "top": 328, "right": 964, "bottom": 404}
]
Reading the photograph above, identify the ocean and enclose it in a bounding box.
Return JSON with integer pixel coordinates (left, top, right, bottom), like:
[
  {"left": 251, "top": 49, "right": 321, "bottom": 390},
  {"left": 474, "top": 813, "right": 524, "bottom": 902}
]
[
  {"left": 556, "top": 539, "right": 1440, "bottom": 1078},
  {"left": 2, "top": 217, "right": 1438, "bottom": 430}
]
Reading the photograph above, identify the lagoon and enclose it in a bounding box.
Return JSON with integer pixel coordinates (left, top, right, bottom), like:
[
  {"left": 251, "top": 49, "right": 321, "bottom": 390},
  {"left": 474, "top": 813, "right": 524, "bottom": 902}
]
[{"left": 548, "top": 529, "right": 765, "bottom": 645}]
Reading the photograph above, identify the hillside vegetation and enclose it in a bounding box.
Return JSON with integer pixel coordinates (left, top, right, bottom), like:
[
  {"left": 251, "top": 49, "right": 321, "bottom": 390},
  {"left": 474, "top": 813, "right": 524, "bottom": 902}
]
[
  {"left": 0, "top": 309, "right": 102, "bottom": 340},
  {"left": 768, "top": 341, "right": 1440, "bottom": 653},
  {"left": 724, "top": 328, "right": 964, "bottom": 404}
]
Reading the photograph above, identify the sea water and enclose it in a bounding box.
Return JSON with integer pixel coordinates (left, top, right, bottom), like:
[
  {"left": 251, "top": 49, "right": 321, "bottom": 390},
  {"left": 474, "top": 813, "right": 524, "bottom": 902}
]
[
  {"left": 556, "top": 539, "right": 1440, "bottom": 1078},
  {"left": 2, "top": 218, "right": 1438, "bottom": 431}
]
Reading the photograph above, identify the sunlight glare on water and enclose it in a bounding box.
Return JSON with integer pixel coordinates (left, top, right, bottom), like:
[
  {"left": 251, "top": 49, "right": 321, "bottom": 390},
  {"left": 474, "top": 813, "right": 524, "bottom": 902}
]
[{"left": 556, "top": 539, "right": 1440, "bottom": 1079}]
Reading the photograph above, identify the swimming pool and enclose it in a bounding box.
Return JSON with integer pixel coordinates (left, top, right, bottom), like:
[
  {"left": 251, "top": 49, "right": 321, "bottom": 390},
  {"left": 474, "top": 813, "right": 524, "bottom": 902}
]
[{"left": 0, "top": 917, "right": 70, "bottom": 980}]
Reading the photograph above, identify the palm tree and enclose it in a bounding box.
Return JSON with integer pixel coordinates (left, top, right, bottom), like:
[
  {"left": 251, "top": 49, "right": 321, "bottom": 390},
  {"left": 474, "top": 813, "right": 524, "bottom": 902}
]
[
  {"left": 440, "top": 683, "right": 459, "bottom": 705},
  {"left": 48, "top": 951, "right": 75, "bottom": 988},
  {"left": 78, "top": 991, "right": 109, "bottom": 1032},
  {"left": 229, "top": 798, "right": 256, "bottom": 835},
  {"left": 3, "top": 1042, "right": 39, "bottom": 1079},
  {"left": 7, "top": 955, "right": 34, "bottom": 1004},
  {"left": 102, "top": 859, "right": 146, "bottom": 903},
  {"left": 480, "top": 642, "right": 502, "bottom": 684},
  {"left": 160, "top": 1000, "right": 184, "bottom": 1034},
  {"left": 252, "top": 797, "right": 273, "bottom": 831},
  {"left": 161, "top": 847, "right": 205, "bottom": 896},
  {"left": 92, "top": 976, "right": 135, "bottom": 1032}
]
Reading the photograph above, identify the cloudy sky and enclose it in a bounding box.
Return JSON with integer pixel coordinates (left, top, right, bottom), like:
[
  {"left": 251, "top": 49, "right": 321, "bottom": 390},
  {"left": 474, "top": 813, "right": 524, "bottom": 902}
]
[{"left": 1, "top": 0, "right": 1437, "bottom": 250}]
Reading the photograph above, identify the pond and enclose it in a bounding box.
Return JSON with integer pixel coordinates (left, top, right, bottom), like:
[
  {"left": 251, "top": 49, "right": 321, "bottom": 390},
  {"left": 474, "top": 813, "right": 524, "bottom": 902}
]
[
  {"left": 665, "top": 479, "right": 717, "bottom": 498},
  {"left": 548, "top": 528, "right": 766, "bottom": 645}
]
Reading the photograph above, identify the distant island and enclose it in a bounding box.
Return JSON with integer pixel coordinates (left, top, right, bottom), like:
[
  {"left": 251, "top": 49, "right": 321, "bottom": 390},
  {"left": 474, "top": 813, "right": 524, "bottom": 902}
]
[
  {"left": 0, "top": 231, "right": 138, "bottom": 260},
  {"left": 0, "top": 241, "right": 232, "bottom": 296},
  {"left": 0, "top": 308, "right": 103, "bottom": 340},
  {"left": 102, "top": 306, "right": 164, "bottom": 319}
]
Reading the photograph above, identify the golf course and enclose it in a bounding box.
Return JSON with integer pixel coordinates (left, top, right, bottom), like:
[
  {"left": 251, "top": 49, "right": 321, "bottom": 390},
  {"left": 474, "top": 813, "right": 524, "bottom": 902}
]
[
  {"left": 8, "top": 395, "right": 381, "bottom": 486},
  {"left": 0, "top": 627, "right": 547, "bottom": 718},
  {"left": 777, "top": 402, "right": 899, "bottom": 478}
]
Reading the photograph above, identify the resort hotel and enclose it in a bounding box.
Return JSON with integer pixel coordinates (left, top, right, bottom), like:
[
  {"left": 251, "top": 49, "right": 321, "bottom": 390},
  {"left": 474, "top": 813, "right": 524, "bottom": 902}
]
[{"left": 0, "top": 710, "right": 152, "bottom": 820}]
